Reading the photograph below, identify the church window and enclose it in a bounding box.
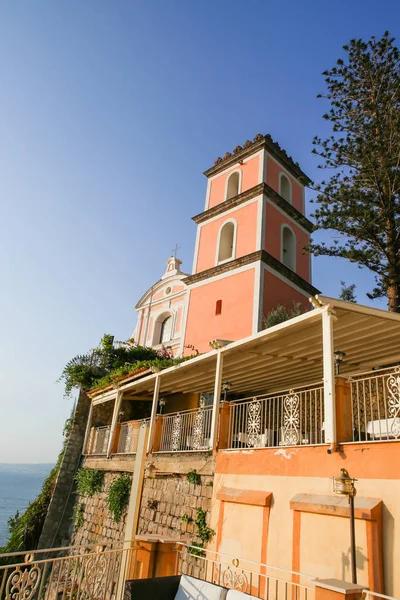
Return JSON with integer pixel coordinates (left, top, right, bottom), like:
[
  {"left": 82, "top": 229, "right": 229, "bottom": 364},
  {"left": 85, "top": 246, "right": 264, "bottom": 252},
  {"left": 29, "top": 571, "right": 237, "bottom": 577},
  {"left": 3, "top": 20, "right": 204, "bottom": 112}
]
[
  {"left": 215, "top": 300, "right": 222, "bottom": 315},
  {"left": 281, "top": 226, "right": 296, "bottom": 271},
  {"left": 159, "top": 316, "right": 173, "bottom": 344},
  {"left": 226, "top": 171, "right": 240, "bottom": 200},
  {"left": 279, "top": 173, "right": 292, "bottom": 204},
  {"left": 217, "top": 221, "right": 236, "bottom": 263}
]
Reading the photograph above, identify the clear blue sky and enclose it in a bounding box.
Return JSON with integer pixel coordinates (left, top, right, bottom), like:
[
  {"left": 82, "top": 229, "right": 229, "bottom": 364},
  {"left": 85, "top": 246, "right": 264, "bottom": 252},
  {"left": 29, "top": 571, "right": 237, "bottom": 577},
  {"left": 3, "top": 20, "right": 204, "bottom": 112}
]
[{"left": 1, "top": 1, "right": 398, "bottom": 462}]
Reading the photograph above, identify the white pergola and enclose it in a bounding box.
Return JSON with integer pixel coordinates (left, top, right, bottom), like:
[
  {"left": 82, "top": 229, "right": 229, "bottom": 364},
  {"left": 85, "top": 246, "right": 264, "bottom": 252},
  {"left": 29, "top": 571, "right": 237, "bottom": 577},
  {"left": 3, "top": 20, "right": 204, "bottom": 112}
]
[{"left": 86, "top": 296, "right": 400, "bottom": 455}]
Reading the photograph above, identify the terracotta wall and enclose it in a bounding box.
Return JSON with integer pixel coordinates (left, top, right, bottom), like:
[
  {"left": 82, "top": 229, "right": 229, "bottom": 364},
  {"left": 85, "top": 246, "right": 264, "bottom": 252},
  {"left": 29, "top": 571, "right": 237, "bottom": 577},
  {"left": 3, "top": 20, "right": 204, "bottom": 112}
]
[
  {"left": 184, "top": 268, "right": 256, "bottom": 354},
  {"left": 266, "top": 157, "right": 303, "bottom": 213},
  {"left": 262, "top": 269, "right": 310, "bottom": 320},
  {"left": 195, "top": 201, "right": 259, "bottom": 273},
  {"left": 264, "top": 203, "right": 310, "bottom": 281},
  {"left": 208, "top": 155, "right": 260, "bottom": 209},
  {"left": 211, "top": 442, "right": 400, "bottom": 596}
]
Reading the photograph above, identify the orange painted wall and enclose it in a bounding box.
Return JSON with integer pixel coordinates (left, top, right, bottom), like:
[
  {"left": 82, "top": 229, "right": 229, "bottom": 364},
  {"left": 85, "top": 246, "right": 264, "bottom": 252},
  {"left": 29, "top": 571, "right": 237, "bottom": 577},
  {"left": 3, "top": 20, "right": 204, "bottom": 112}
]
[
  {"left": 264, "top": 204, "right": 310, "bottom": 281},
  {"left": 208, "top": 155, "right": 260, "bottom": 209},
  {"left": 184, "top": 268, "right": 255, "bottom": 353},
  {"left": 215, "top": 441, "right": 400, "bottom": 480},
  {"left": 195, "top": 202, "right": 258, "bottom": 273},
  {"left": 263, "top": 270, "right": 309, "bottom": 318},
  {"left": 266, "top": 157, "right": 303, "bottom": 213}
]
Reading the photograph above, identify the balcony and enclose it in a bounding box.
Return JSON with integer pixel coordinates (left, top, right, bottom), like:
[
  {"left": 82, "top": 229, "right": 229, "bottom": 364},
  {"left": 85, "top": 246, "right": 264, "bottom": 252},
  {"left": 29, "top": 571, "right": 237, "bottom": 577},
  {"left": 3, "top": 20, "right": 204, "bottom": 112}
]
[
  {"left": 86, "top": 425, "right": 111, "bottom": 455},
  {"left": 349, "top": 365, "right": 400, "bottom": 442},
  {"left": 155, "top": 406, "right": 213, "bottom": 452},
  {"left": 115, "top": 418, "right": 151, "bottom": 454},
  {"left": 227, "top": 384, "right": 324, "bottom": 449}
]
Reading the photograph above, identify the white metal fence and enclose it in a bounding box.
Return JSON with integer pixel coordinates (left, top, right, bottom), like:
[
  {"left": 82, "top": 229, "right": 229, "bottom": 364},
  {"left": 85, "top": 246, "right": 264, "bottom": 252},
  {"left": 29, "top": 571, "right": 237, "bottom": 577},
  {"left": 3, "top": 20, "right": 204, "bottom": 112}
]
[
  {"left": 116, "top": 419, "right": 149, "bottom": 454},
  {"left": 227, "top": 385, "right": 324, "bottom": 449},
  {"left": 0, "top": 543, "right": 135, "bottom": 600},
  {"left": 158, "top": 406, "right": 213, "bottom": 452},
  {"left": 175, "top": 544, "right": 315, "bottom": 600},
  {"left": 350, "top": 365, "right": 400, "bottom": 442},
  {"left": 87, "top": 426, "right": 111, "bottom": 455}
]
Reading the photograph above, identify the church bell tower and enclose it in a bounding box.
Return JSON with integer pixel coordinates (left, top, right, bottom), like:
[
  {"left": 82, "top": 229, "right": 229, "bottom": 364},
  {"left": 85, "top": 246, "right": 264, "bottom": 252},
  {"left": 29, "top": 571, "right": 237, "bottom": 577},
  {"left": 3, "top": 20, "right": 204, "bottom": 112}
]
[{"left": 181, "top": 134, "right": 318, "bottom": 355}]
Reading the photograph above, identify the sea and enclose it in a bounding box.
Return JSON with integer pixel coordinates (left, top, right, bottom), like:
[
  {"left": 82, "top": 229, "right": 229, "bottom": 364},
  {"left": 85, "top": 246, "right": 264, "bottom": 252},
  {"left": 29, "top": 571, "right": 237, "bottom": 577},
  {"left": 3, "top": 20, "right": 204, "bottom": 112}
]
[{"left": 0, "top": 464, "right": 54, "bottom": 547}]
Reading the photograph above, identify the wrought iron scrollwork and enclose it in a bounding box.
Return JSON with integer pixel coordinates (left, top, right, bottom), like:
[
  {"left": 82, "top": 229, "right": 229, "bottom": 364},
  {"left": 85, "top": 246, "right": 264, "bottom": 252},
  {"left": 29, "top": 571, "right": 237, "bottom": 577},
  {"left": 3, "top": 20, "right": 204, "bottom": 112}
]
[
  {"left": 192, "top": 403, "right": 205, "bottom": 450},
  {"left": 222, "top": 566, "right": 248, "bottom": 591},
  {"left": 5, "top": 554, "right": 41, "bottom": 600},
  {"left": 281, "top": 390, "right": 300, "bottom": 446},
  {"left": 387, "top": 367, "right": 400, "bottom": 438},
  {"left": 171, "top": 413, "right": 182, "bottom": 451},
  {"left": 246, "top": 399, "right": 261, "bottom": 447}
]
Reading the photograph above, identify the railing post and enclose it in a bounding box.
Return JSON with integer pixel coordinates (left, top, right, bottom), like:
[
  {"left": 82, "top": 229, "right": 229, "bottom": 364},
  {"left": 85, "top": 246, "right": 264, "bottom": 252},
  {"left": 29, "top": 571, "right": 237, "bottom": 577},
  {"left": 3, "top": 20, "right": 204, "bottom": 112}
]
[
  {"left": 107, "top": 391, "right": 123, "bottom": 457},
  {"left": 313, "top": 579, "right": 364, "bottom": 600},
  {"left": 147, "top": 375, "right": 161, "bottom": 453},
  {"left": 152, "top": 414, "right": 164, "bottom": 452},
  {"left": 210, "top": 351, "right": 224, "bottom": 453},
  {"left": 322, "top": 308, "right": 337, "bottom": 445},
  {"left": 335, "top": 377, "right": 352, "bottom": 442},
  {"left": 217, "top": 401, "right": 230, "bottom": 449}
]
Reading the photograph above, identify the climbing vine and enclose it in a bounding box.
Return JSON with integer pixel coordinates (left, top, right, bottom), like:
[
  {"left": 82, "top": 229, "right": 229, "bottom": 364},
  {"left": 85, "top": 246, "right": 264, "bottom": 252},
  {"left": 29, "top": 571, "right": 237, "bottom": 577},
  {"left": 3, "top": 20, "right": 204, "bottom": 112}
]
[
  {"left": 75, "top": 468, "right": 104, "bottom": 497},
  {"left": 188, "top": 509, "right": 215, "bottom": 557},
  {"left": 72, "top": 503, "right": 85, "bottom": 528},
  {"left": 187, "top": 469, "right": 201, "bottom": 486},
  {"left": 106, "top": 475, "right": 131, "bottom": 523}
]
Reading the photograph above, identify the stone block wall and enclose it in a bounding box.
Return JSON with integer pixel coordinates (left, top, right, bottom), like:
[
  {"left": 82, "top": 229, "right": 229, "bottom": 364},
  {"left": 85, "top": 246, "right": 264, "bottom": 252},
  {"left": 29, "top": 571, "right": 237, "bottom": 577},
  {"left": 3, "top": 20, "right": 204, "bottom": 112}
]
[
  {"left": 137, "top": 474, "right": 214, "bottom": 546},
  {"left": 39, "top": 390, "right": 91, "bottom": 549},
  {"left": 71, "top": 471, "right": 132, "bottom": 547}
]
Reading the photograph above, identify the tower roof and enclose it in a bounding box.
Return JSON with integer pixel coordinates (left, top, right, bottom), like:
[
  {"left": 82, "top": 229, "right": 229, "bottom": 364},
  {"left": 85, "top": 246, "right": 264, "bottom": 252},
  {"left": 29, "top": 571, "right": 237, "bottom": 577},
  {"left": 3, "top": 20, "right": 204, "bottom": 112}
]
[{"left": 204, "top": 133, "right": 311, "bottom": 185}]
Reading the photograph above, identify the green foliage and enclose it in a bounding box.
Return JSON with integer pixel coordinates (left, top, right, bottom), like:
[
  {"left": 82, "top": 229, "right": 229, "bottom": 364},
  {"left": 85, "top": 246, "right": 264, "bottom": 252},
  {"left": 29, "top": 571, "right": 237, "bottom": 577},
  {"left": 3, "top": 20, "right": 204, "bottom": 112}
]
[
  {"left": 73, "top": 503, "right": 85, "bottom": 528},
  {"left": 107, "top": 475, "right": 131, "bottom": 523},
  {"left": 263, "top": 302, "right": 303, "bottom": 329},
  {"left": 310, "top": 32, "right": 400, "bottom": 312},
  {"left": 187, "top": 469, "right": 201, "bottom": 486},
  {"left": 339, "top": 281, "right": 357, "bottom": 303},
  {"left": 181, "top": 514, "right": 193, "bottom": 523},
  {"left": 188, "top": 509, "right": 215, "bottom": 557},
  {"left": 59, "top": 335, "right": 195, "bottom": 397},
  {"left": 75, "top": 468, "right": 104, "bottom": 497}
]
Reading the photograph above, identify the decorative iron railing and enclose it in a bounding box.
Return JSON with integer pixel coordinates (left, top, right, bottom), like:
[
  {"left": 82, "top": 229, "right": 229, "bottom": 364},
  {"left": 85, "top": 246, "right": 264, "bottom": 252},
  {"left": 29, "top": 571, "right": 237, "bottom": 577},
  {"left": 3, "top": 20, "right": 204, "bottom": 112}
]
[
  {"left": 116, "top": 419, "right": 150, "bottom": 454},
  {"left": 227, "top": 384, "right": 324, "bottom": 449},
  {"left": 349, "top": 365, "right": 400, "bottom": 442},
  {"left": 175, "top": 544, "right": 315, "bottom": 600},
  {"left": 158, "top": 406, "right": 213, "bottom": 452},
  {"left": 87, "top": 426, "right": 111, "bottom": 455},
  {"left": 0, "top": 542, "right": 135, "bottom": 600}
]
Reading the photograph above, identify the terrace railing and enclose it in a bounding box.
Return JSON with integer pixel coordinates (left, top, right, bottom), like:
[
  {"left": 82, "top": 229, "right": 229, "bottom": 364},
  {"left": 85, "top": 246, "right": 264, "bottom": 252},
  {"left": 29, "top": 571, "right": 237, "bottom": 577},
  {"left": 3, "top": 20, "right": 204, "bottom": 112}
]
[
  {"left": 349, "top": 365, "right": 400, "bottom": 442},
  {"left": 115, "top": 419, "right": 150, "bottom": 454},
  {"left": 0, "top": 542, "right": 135, "bottom": 600},
  {"left": 175, "top": 543, "right": 315, "bottom": 600},
  {"left": 157, "top": 406, "right": 213, "bottom": 452},
  {"left": 227, "top": 384, "right": 324, "bottom": 450},
  {"left": 87, "top": 425, "right": 111, "bottom": 455}
]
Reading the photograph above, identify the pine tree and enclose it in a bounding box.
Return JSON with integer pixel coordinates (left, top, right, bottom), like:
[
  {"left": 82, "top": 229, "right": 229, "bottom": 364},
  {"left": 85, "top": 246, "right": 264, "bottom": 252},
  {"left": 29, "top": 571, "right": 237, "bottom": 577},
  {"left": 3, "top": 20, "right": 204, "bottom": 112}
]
[
  {"left": 339, "top": 281, "right": 357, "bottom": 303},
  {"left": 310, "top": 32, "right": 400, "bottom": 312}
]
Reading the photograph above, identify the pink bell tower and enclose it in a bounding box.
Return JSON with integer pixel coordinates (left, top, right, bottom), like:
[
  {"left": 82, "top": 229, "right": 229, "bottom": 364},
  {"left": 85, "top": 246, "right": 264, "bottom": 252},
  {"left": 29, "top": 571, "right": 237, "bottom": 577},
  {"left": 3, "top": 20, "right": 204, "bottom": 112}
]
[{"left": 181, "top": 134, "right": 318, "bottom": 354}]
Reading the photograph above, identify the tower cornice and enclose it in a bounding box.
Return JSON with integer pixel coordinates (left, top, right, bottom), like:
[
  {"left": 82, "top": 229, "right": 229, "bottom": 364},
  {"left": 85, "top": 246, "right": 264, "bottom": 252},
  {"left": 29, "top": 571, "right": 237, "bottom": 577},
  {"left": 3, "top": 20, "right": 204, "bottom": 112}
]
[
  {"left": 192, "top": 182, "right": 314, "bottom": 233},
  {"left": 204, "top": 134, "right": 311, "bottom": 185},
  {"left": 183, "top": 249, "right": 319, "bottom": 296}
]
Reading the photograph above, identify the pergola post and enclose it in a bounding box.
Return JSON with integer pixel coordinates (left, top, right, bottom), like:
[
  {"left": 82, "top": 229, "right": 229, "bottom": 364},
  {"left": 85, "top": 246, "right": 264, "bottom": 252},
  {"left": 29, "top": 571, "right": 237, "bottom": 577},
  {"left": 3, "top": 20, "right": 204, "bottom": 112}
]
[
  {"left": 82, "top": 398, "right": 93, "bottom": 455},
  {"left": 107, "top": 391, "right": 123, "bottom": 457},
  {"left": 322, "top": 308, "right": 337, "bottom": 445},
  {"left": 147, "top": 374, "right": 161, "bottom": 453},
  {"left": 210, "top": 351, "right": 224, "bottom": 452}
]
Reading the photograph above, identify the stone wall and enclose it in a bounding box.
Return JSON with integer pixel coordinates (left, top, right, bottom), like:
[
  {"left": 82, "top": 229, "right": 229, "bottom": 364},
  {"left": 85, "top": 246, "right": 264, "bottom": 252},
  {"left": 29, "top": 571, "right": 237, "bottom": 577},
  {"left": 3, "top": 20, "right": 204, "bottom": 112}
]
[
  {"left": 137, "top": 473, "right": 214, "bottom": 546},
  {"left": 39, "top": 390, "right": 91, "bottom": 549},
  {"left": 71, "top": 471, "right": 132, "bottom": 547}
]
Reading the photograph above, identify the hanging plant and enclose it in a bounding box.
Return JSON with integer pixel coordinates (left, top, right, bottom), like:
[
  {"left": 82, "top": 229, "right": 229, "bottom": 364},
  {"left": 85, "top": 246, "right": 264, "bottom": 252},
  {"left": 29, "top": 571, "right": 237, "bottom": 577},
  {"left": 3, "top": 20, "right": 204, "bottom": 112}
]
[
  {"left": 75, "top": 468, "right": 104, "bottom": 497},
  {"left": 107, "top": 475, "right": 131, "bottom": 523}
]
